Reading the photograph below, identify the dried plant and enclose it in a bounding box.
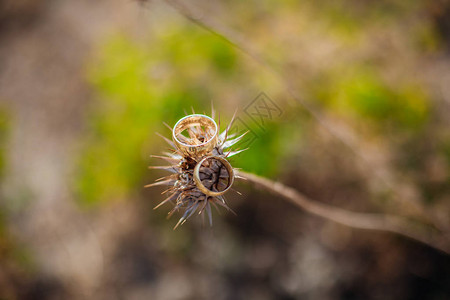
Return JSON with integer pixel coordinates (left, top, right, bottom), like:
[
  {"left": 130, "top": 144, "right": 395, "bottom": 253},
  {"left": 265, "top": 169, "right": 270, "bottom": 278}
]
[
  {"left": 146, "top": 109, "right": 247, "bottom": 229},
  {"left": 145, "top": 108, "right": 450, "bottom": 254}
]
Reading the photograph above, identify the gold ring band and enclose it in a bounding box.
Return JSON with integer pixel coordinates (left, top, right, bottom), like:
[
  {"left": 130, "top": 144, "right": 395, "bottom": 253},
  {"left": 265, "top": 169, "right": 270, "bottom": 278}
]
[
  {"left": 172, "top": 114, "right": 218, "bottom": 157},
  {"left": 193, "top": 156, "right": 234, "bottom": 197}
]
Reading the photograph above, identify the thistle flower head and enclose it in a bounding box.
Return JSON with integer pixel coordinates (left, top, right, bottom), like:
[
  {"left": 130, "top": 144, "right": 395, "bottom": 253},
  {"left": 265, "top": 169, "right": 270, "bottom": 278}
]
[{"left": 146, "top": 109, "right": 247, "bottom": 228}]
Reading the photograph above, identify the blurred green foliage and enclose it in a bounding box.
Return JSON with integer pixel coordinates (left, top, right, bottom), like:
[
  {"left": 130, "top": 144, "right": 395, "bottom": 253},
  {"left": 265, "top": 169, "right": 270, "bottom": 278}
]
[
  {"left": 231, "top": 115, "right": 305, "bottom": 177},
  {"left": 0, "top": 108, "right": 8, "bottom": 179},
  {"left": 313, "top": 67, "right": 430, "bottom": 131}
]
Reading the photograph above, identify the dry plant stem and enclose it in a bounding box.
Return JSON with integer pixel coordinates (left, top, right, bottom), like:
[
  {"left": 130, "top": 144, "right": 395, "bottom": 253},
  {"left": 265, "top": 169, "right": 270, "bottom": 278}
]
[
  {"left": 237, "top": 171, "right": 450, "bottom": 255},
  {"left": 163, "top": 0, "right": 440, "bottom": 228}
]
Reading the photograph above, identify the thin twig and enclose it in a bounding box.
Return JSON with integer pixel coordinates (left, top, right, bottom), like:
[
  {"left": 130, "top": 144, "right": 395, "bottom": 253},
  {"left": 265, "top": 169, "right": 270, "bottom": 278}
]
[{"left": 237, "top": 170, "right": 450, "bottom": 255}]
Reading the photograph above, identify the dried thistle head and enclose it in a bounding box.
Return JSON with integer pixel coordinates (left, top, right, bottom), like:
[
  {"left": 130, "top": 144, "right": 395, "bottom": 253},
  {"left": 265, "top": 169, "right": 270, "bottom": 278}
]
[{"left": 146, "top": 109, "right": 247, "bottom": 229}]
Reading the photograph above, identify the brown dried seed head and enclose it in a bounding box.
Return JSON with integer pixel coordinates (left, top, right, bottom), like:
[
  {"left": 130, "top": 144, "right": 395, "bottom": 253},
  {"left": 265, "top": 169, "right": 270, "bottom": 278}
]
[{"left": 147, "top": 112, "right": 247, "bottom": 228}]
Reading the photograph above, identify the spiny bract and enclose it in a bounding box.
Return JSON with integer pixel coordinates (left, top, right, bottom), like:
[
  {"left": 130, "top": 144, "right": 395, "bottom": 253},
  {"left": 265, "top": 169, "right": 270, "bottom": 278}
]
[{"left": 146, "top": 109, "right": 247, "bottom": 229}]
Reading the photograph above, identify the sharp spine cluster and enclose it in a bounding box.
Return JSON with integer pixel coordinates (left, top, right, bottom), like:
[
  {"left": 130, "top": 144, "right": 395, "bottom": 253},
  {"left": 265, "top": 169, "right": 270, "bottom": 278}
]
[{"left": 146, "top": 108, "right": 247, "bottom": 229}]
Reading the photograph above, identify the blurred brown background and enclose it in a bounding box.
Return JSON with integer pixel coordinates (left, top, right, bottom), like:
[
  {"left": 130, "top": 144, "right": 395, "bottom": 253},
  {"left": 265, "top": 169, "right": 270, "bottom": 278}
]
[{"left": 0, "top": 0, "right": 450, "bottom": 299}]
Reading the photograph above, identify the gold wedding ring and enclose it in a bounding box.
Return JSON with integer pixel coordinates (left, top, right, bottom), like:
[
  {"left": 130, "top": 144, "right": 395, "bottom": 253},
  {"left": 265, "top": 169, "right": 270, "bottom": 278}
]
[
  {"left": 193, "top": 156, "right": 234, "bottom": 197},
  {"left": 172, "top": 114, "right": 218, "bottom": 157}
]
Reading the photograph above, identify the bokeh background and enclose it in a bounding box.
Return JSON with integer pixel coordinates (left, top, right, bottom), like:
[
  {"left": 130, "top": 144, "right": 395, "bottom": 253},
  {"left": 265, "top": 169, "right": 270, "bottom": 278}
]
[{"left": 1, "top": 0, "right": 450, "bottom": 299}]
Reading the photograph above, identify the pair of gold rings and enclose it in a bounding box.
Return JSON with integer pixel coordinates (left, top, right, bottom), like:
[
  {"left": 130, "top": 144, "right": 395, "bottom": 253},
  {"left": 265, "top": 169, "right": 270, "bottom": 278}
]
[{"left": 172, "top": 114, "right": 234, "bottom": 197}]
